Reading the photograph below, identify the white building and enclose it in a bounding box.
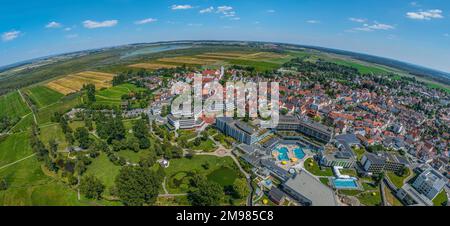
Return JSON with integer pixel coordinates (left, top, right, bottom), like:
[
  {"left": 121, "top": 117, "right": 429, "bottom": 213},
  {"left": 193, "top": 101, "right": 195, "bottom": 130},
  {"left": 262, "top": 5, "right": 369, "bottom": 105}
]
[{"left": 412, "top": 168, "right": 447, "bottom": 200}]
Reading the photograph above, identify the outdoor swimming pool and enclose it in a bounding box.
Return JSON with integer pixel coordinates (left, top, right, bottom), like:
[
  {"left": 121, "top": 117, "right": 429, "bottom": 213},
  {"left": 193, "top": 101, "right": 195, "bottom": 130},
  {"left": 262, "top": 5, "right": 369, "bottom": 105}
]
[
  {"left": 293, "top": 148, "right": 305, "bottom": 159},
  {"left": 273, "top": 143, "right": 306, "bottom": 162},
  {"left": 332, "top": 178, "right": 359, "bottom": 189},
  {"left": 277, "top": 147, "right": 290, "bottom": 161}
]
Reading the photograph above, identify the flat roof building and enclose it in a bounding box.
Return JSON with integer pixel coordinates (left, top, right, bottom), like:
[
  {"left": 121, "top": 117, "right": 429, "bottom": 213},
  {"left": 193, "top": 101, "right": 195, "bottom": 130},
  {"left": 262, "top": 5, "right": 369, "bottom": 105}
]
[
  {"left": 216, "top": 117, "right": 267, "bottom": 145},
  {"left": 276, "top": 115, "right": 334, "bottom": 143},
  {"left": 281, "top": 170, "right": 338, "bottom": 206},
  {"left": 412, "top": 167, "right": 447, "bottom": 201},
  {"left": 360, "top": 152, "right": 409, "bottom": 174}
]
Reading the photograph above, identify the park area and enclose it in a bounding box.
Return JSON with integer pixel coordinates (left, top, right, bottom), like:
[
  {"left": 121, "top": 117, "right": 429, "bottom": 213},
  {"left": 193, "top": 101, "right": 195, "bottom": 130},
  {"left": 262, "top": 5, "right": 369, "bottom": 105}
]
[
  {"left": 163, "top": 155, "right": 243, "bottom": 194},
  {"left": 95, "top": 83, "right": 147, "bottom": 106}
]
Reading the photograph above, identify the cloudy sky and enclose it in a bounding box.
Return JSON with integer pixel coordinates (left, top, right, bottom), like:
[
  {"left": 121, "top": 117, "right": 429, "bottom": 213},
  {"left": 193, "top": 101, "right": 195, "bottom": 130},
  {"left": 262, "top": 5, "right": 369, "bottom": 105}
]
[{"left": 1, "top": 0, "right": 449, "bottom": 72}]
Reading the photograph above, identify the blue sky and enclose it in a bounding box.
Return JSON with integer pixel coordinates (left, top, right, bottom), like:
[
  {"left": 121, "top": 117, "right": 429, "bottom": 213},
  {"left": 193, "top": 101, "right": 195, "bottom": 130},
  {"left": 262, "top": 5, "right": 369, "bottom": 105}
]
[{"left": 1, "top": 0, "right": 449, "bottom": 72}]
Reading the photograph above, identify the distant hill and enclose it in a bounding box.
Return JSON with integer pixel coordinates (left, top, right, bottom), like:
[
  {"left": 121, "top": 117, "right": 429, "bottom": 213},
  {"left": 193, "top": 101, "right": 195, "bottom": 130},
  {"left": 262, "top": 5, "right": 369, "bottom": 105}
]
[
  {"left": 1, "top": 40, "right": 449, "bottom": 95},
  {"left": 294, "top": 45, "right": 450, "bottom": 85}
]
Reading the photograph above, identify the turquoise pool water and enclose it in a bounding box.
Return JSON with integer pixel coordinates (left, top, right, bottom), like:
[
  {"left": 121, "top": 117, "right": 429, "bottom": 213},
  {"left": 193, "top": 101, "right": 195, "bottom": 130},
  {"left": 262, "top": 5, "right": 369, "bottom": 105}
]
[
  {"left": 332, "top": 178, "right": 358, "bottom": 189},
  {"left": 293, "top": 148, "right": 305, "bottom": 159},
  {"left": 277, "top": 147, "right": 289, "bottom": 161}
]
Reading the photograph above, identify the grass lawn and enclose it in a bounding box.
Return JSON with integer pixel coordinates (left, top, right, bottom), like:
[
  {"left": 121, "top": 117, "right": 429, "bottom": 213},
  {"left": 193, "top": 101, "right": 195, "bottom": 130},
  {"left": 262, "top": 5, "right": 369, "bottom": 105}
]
[
  {"left": 117, "top": 149, "right": 152, "bottom": 164},
  {"left": 207, "top": 167, "right": 239, "bottom": 187},
  {"left": 340, "top": 169, "right": 357, "bottom": 177},
  {"left": 320, "top": 177, "right": 330, "bottom": 186},
  {"left": 226, "top": 59, "right": 281, "bottom": 71},
  {"left": 164, "top": 155, "right": 241, "bottom": 194},
  {"left": 37, "top": 93, "right": 82, "bottom": 125},
  {"left": 95, "top": 83, "right": 146, "bottom": 107},
  {"left": 387, "top": 169, "right": 411, "bottom": 189},
  {"left": 333, "top": 59, "right": 389, "bottom": 75},
  {"left": 84, "top": 153, "right": 122, "bottom": 196},
  {"left": 339, "top": 189, "right": 363, "bottom": 196},
  {"left": 0, "top": 131, "right": 34, "bottom": 166},
  {"left": 362, "top": 182, "right": 378, "bottom": 191},
  {"left": 432, "top": 190, "right": 448, "bottom": 206},
  {"left": 384, "top": 186, "right": 403, "bottom": 206},
  {"left": 0, "top": 91, "right": 31, "bottom": 118},
  {"left": 352, "top": 147, "right": 366, "bottom": 161},
  {"left": 155, "top": 195, "right": 189, "bottom": 206},
  {"left": 10, "top": 114, "right": 34, "bottom": 133},
  {"left": 39, "top": 124, "right": 68, "bottom": 152},
  {"left": 304, "top": 158, "right": 333, "bottom": 177},
  {"left": 358, "top": 191, "right": 382, "bottom": 206},
  {"left": 178, "top": 130, "right": 198, "bottom": 141},
  {"left": 190, "top": 139, "right": 217, "bottom": 152},
  {"left": 213, "top": 133, "right": 235, "bottom": 149},
  {"left": 25, "top": 86, "right": 64, "bottom": 109},
  {"left": 0, "top": 128, "right": 120, "bottom": 205},
  {"left": 69, "top": 121, "right": 87, "bottom": 131}
]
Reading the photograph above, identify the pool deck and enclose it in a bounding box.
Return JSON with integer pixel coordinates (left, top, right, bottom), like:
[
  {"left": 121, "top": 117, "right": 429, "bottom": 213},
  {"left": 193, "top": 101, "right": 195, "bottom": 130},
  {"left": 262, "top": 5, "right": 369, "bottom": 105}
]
[{"left": 272, "top": 144, "right": 313, "bottom": 171}]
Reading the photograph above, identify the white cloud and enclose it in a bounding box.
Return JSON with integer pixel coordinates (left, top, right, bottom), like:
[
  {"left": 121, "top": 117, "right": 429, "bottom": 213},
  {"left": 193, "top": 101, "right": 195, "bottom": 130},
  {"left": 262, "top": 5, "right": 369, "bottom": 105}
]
[
  {"left": 353, "top": 22, "right": 395, "bottom": 32},
  {"left": 2, "top": 30, "right": 21, "bottom": 41},
  {"left": 207, "top": 5, "right": 239, "bottom": 21},
  {"left": 171, "top": 5, "right": 193, "bottom": 10},
  {"left": 83, "top": 20, "right": 118, "bottom": 29},
  {"left": 217, "top": 6, "right": 233, "bottom": 14},
  {"left": 64, "top": 27, "right": 72, "bottom": 31},
  {"left": 306, "top": 20, "right": 320, "bottom": 24},
  {"left": 46, "top": 21, "right": 62, "bottom": 28},
  {"left": 368, "top": 22, "right": 395, "bottom": 30},
  {"left": 349, "top": 17, "right": 367, "bottom": 23},
  {"left": 200, "top": 7, "right": 214, "bottom": 14},
  {"left": 266, "top": 9, "right": 276, "bottom": 13},
  {"left": 135, "top": 18, "right": 158, "bottom": 25},
  {"left": 406, "top": 9, "right": 444, "bottom": 20},
  {"left": 444, "top": 33, "right": 449, "bottom": 37}
]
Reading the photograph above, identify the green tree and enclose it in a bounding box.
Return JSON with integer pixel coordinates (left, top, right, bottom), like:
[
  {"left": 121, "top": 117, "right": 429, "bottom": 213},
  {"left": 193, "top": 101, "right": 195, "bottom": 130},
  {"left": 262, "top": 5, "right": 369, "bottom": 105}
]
[
  {"left": 188, "top": 175, "right": 223, "bottom": 206},
  {"left": 80, "top": 175, "right": 105, "bottom": 200},
  {"left": 232, "top": 178, "right": 249, "bottom": 199},
  {"left": 115, "top": 166, "right": 161, "bottom": 206},
  {"left": 48, "top": 139, "right": 58, "bottom": 159},
  {"left": 0, "top": 178, "right": 8, "bottom": 191},
  {"left": 139, "top": 152, "right": 157, "bottom": 168},
  {"left": 127, "top": 137, "right": 140, "bottom": 153},
  {"left": 74, "top": 127, "right": 92, "bottom": 149},
  {"left": 85, "top": 84, "right": 96, "bottom": 103}
]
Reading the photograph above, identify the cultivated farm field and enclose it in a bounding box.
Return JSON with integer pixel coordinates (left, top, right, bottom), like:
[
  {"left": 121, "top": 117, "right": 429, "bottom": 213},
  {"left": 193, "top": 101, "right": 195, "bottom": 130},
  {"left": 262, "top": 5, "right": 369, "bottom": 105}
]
[
  {"left": 45, "top": 71, "right": 116, "bottom": 95},
  {"left": 157, "top": 57, "right": 220, "bottom": 65},
  {"left": 0, "top": 91, "right": 31, "bottom": 118},
  {"left": 24, "top": 86, "right": 64, "bottom": 109},
  {"left": 128, "top": 63, "right": 177, "bottom": 70}
]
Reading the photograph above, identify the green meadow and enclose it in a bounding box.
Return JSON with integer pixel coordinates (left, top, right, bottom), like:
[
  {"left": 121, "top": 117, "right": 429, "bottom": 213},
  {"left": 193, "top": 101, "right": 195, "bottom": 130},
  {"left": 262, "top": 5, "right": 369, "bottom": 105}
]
[
  {"left": 164, "top": 155, "right": 241, "bottom": 194},
  {"left": 24, "top": 86, "right": 64, "bottom": 109},
  {"left": 95, "top": 83, "right": 146, "bottom": 106},
  {"left": 0, "top": 91, "right": 31, "bottom": 118},
  {"left": 37, "top": 93, "right": 82, "bottom": 125}
]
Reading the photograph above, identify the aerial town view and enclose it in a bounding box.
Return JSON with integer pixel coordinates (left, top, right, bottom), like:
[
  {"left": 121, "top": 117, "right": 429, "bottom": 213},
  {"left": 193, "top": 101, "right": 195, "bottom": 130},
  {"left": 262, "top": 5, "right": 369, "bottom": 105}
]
[{"left": 0, "top": 0, "right": 449, "bottom": 210}]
